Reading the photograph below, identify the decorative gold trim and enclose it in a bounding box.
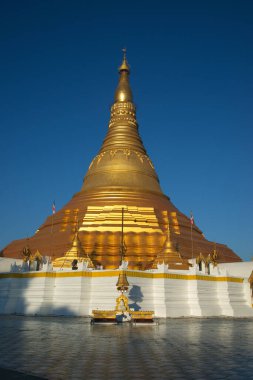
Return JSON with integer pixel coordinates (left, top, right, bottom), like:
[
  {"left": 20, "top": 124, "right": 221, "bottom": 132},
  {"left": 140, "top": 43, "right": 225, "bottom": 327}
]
[
  {"left": 131, "top": 311, "right": 154, "bottom": 319},
  {"left": 91, "top": 309, "right": 154, "bottom": 320},
  {"left": 0, "top": 271, "right": 244, "bottom": 283},
  {"left": 88, "top": 149, "right": 156, "bottom": 170},
  {"left": 92, "top": 310, "right": 116, "bottom": 318}
]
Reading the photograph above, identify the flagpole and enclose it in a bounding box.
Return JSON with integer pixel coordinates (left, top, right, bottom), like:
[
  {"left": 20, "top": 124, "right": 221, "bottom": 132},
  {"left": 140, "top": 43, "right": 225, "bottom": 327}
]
[
  {"left": 51, "top": 201, "right": 55, "bottom": 234},
  {"left": 50, "top": 201, "right": 55, "bottom": 261},
  {"left": 190, "top": 211, "right": 194, "bottom": 260},
  {"left": 191, "top": 223, "right": 193, "bottom": 260},
  {"left": 120, "top": 207, "right": 124, "bottom": 265},
  {"left": 51, "top": 213, "right": 54, "bottom": 234}
]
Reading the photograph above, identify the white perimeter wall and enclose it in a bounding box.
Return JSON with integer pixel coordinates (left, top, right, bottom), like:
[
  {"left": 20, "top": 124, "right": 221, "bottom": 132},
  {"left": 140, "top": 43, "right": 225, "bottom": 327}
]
[
  {"left": 219, "top": 262, "right": 253, "bottom": 278},
  {"left": 0, "top": 270, "right": 253, "bottom": 318}
]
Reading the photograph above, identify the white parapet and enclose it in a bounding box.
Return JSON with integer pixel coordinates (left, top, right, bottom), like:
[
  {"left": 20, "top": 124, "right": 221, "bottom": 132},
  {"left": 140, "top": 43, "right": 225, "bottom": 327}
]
[
  {"left": 0, "top": 258, "right": 24, "bottom": 273},
  {"left": 219, "top": 262, "right": 253, "bottom": 278}
]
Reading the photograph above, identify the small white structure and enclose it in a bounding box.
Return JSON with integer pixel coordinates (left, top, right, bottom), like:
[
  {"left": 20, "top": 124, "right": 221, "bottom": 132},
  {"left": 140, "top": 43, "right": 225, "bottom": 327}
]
[{"left": 0, "top": 257, "right": 252, "bottom": 318}]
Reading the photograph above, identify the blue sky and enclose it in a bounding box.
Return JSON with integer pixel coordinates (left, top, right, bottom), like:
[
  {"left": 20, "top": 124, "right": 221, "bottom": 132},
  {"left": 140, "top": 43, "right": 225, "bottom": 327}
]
[{"left": 0, "top": 0, "right": 252, "bottom": 260}]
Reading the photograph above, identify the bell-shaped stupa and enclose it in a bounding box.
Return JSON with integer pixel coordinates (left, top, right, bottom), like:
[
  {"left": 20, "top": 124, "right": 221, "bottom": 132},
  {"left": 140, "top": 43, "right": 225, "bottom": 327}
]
[{"left": 2, "top": 52, "right": 241, "bottom": 269}]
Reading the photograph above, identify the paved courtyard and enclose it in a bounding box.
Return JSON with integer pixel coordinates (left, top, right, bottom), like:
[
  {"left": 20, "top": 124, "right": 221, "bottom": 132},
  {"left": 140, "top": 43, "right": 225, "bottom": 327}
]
[{"left": 0, "top": 316, "right": 252, "bottom": 379}]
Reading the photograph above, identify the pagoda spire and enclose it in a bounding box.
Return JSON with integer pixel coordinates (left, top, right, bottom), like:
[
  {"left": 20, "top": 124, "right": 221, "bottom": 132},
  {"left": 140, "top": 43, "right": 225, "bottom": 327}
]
[
  {"left": 119, "top": 48, "right": 130, "bottom": 72},
  {"left": 114, "top": 49, "right": 133, "bottom": 103},
  {"left": 81, "top": 52, "right": 163, "bottom": 195}
]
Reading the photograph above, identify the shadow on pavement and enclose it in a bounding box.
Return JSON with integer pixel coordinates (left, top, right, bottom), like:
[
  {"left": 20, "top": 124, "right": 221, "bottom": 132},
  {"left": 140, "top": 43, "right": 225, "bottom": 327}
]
[{"left": 0, "top": 367, "right": 47, "bottom": 379}]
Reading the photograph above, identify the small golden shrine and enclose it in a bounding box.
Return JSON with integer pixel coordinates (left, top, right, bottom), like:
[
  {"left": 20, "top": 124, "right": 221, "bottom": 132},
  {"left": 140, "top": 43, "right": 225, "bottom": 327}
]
[
  {"left": 22, "top": 245, "right": 43, "bottom": 271},
  {"left": 91, "top": 271, "right": 154, "bottom": 323},
  {"left": 53, "top": 232, "right": 94, "bottom": 269},
  {"left": 152, "top": 225, "right": 189, "bottom": 270}
]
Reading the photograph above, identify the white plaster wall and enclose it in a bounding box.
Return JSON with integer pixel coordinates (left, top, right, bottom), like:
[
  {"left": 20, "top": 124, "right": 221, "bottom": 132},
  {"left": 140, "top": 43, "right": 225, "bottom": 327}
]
[
  {"left": 0, "top": 276, "right": 47, "bottom": 315},
  {"left": 52, "top": 276, "right": 85, "bottom": 315},
  {"left": 190, "top": 280, "right": 221, "bottom": 317},
  {"left": 164, "top": 279, "right": 189, "bottom": 317},
  {"left": 39, "top": 275, "right": 56, "bottom": 315},
  {"left": 0, "top": 258, "right": 23, "bottom": 272},
  {"left": 0, "top": 270, "right": 253, "bottom": 318},
  {"left": 217, "top": 280, "right": 253, "bottom": 317},
  {"left": 87, "top": 275, "right": 119, "bottom": 313},
  {"left": 219, "top": 262, "right": 253, "bottom": 278},
  {"left": 79, "top": 275, "right": 92, "bottom": 316}
]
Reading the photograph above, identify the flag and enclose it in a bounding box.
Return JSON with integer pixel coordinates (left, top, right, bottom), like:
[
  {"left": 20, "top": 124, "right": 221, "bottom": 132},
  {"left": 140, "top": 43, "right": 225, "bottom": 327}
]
[
  {"left": 52, "top": 201, "right": 56, "bottom": 215},
  {"left": 190, "top": 212, "right": 194, "bottom": 225}
]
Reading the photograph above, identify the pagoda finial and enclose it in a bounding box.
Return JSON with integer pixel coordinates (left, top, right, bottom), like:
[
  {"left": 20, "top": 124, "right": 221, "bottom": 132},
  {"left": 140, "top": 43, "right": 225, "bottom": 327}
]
[
  {"left": 118, "top": 48, "right": 130, "bottom": 73},
  {"left": 114, "top": 49, "right": 132, "bottom": 102}
]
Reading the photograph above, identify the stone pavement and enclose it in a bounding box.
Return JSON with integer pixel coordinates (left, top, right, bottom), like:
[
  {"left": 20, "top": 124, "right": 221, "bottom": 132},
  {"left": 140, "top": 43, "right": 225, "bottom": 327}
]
[{"left": 0, "top": 316, "right": 253, "bottom": 380}]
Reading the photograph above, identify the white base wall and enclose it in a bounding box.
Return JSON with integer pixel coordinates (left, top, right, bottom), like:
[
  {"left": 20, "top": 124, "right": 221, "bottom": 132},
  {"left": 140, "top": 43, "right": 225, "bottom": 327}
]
[{"left": 0, "top": 269, "right": 252, "bottom": 318}]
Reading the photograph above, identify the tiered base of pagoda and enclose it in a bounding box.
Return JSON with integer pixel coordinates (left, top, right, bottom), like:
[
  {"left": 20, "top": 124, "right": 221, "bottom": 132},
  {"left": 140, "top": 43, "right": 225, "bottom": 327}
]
[{"left": 2, "top": 190, "right": 241, "bottom": 270}]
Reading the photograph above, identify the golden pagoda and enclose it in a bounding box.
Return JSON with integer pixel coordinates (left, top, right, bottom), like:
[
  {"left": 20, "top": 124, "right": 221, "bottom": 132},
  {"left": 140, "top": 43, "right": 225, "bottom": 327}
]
[{"left": 2, "top": 52, "right": 241, "bottom": 269}]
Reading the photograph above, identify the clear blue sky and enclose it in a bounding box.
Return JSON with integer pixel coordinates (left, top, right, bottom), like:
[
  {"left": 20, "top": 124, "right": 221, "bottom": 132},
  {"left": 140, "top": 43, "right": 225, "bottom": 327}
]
[{"left": 0, "top": 1, "right": 252, "bottom": 260}]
